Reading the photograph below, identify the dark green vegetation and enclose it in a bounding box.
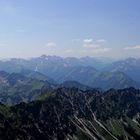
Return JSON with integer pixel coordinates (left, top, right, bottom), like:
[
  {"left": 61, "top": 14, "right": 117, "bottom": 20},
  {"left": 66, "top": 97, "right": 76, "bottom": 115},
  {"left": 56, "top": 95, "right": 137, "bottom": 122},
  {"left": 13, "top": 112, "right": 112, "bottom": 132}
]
[
  {"left": 0, "top": 87, "right": 140, "bottom": 140},
  {"left": 0, "top": 71, "right": 54, "bottom": 104},
  {"left": 59, "top": 81, "right": 93, "bottom": 90}
]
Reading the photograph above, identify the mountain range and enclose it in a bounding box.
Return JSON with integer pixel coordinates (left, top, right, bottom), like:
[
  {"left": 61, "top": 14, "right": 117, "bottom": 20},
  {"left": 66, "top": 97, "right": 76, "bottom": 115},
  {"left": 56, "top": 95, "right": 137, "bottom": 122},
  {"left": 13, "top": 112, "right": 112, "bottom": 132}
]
[
  {"left": 105, "top": 58, "right": 140, "bottom": 82},
  {"left": 0, "top": 87, "right": 140, "bottom": 140},
  {"left": 0, "top": 55, "right": 139, "bottom": 89},
  {"left": 0, "top": 55, "right": 139, "bottom": 139}
]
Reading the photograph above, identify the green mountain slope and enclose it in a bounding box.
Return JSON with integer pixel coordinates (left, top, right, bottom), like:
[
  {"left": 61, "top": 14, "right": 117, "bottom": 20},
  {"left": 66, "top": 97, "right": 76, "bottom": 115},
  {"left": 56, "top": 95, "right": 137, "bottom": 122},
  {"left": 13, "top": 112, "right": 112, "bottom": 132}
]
[
  {"left": 59, "top": 81, "right": 93, "bottom": 90},
  {"left": 0, "top": 71, "right": 53, "bottom": 104}
]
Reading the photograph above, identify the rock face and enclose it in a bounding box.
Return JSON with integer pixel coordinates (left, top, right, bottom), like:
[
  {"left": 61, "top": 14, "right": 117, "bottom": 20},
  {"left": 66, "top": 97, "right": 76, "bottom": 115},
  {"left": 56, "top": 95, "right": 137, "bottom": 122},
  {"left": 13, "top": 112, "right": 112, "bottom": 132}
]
[{"left": 0, "top": 87, "right": 140, "bottom": 140}]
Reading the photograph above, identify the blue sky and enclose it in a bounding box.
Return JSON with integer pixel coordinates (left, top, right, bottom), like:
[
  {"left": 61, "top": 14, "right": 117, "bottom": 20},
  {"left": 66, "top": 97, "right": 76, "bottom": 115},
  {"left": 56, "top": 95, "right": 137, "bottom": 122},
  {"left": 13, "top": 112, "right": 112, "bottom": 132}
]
[{"left": 0, "top": 0, "right": 140, "bottom": 58}]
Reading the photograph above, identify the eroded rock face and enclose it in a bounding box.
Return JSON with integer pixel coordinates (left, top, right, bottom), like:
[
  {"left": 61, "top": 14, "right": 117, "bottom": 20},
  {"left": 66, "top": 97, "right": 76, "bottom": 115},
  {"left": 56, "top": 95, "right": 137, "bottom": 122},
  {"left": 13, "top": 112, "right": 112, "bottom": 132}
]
[{"left": 0, "top": 87, "right": 140, "bottom": 140}]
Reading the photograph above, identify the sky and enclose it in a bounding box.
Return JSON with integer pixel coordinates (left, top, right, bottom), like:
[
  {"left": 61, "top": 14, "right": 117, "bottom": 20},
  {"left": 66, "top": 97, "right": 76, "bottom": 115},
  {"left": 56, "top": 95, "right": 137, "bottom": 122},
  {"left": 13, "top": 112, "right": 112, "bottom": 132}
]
[{"left": 0, "top": 0, "right": 140, "bottom": 58}]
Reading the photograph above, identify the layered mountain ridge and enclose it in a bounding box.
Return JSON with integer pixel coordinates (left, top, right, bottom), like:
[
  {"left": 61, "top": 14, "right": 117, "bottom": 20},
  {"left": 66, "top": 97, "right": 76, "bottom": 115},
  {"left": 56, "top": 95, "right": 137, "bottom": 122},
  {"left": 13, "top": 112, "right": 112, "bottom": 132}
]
[
  {"left": 0, "top": 55, "right": 139, "bottom": 139},
  {"left": 0, "top": 55, "right": 139, "bottom": 90}
]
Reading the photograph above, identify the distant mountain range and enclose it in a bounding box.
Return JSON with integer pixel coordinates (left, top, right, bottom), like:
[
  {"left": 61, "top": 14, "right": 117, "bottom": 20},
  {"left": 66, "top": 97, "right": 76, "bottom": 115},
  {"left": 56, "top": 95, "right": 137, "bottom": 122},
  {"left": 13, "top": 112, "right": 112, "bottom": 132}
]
[
  {"left": 0, "top": 55, "right": 139, "bottom": 90},
  {"left": 105, "top": 57, "right": 140, "bottom": 82}
]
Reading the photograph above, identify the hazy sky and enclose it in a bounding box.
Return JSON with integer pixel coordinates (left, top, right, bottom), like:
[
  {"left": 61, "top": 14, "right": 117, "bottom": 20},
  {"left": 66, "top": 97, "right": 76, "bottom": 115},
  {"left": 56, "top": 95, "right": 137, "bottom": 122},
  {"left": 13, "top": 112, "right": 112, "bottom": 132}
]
[{"left": 0, "top": 0, "right": 140, "bottom": 58}]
